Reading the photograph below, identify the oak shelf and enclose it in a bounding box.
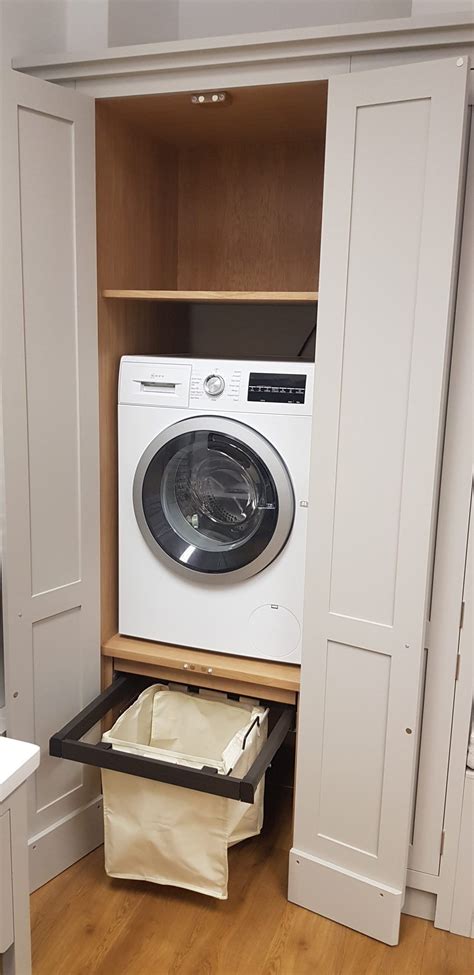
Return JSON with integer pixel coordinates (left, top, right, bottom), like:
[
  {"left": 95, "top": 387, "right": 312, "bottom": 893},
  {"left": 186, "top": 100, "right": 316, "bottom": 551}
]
[
  {"left": 102, "top": 633, "right": 300, "bottom": 705},
  {"left": 102, "top": 289, "right": 318, "bottom": 304}
]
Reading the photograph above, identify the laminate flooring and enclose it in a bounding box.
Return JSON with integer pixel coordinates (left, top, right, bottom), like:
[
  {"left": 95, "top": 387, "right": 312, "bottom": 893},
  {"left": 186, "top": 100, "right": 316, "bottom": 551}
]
[{"left": 30, "top": 780, "right": 472, "bottom": 975}]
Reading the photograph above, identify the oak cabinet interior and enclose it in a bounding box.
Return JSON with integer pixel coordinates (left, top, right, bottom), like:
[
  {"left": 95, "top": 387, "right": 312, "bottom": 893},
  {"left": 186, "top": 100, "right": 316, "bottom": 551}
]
[{"left": 95, "top": 80, "right": 327, "bottom": 691}]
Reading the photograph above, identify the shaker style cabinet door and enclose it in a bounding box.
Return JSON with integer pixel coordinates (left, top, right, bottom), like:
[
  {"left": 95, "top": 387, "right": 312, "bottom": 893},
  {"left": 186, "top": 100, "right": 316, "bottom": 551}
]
[
  {"left": 1, "top": 70, "right": 102, "bottom": 889},
  {"left": 290, "top": 57, "right": 469, "bottom": 945}
]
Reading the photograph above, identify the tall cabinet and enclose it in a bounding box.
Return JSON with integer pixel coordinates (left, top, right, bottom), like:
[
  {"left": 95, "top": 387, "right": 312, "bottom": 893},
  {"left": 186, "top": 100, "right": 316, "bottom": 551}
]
[{"left": 1, "top": 16, "right": 473, "bottom": 946}]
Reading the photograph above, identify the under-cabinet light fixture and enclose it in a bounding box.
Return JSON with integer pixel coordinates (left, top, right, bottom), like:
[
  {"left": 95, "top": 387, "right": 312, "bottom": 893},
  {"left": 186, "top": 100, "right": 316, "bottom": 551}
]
[{"left": 191, "top": 91, "right": 229, "bottom": 105}]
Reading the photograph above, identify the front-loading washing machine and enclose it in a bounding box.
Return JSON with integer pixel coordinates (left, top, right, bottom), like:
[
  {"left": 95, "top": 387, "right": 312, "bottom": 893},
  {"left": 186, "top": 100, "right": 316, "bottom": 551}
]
[{"left": 118, "top": 356, "right": 314, "bottom": 663}]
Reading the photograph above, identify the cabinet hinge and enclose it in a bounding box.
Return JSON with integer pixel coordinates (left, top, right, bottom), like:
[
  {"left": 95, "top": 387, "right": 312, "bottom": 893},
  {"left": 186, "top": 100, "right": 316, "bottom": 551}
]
[
  {"left": 455, "top": 653, "right": 462, "bottom": 681},
  {"left": 440, "top": 830, "right": 446, "bottom": 857},
  {"left": 459, "top": 600, "right": 465, "bottom": 630},
  {"left": 423, "top": 619, "right": 431, "bottom": 651}
]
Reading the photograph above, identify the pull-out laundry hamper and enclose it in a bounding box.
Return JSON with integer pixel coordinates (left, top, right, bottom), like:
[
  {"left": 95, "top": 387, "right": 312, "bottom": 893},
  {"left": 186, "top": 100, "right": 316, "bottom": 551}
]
[{"left": 101, "top": 684, "right": 268, "bottom": 899}]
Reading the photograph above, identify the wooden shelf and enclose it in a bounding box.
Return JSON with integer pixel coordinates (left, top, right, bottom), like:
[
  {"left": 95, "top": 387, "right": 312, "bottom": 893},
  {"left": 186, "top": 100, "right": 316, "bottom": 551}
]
[
  {"left": 102, "top": 289, "right": 318, "bottom": 304},
  {"left": 102, "top": 634, "right": 300, "bottom": 705}
]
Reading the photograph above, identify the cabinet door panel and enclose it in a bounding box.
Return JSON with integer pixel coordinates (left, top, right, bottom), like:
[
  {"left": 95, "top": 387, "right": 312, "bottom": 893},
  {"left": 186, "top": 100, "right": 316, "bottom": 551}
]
[
  {"left": 409, "top": 112, "right": 474, "bottom": 879},
  {"left": 290, "top": 56, "right": 468, "bottom": 945},
  {"left": 1, "top": 69, "right": 102, "bottom": 889}
]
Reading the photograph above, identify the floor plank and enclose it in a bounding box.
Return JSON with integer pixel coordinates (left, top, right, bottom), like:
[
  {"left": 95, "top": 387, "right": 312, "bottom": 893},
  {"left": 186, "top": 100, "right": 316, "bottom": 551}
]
[
  {"left": 421, "top": 923, "right": 473, "bottom": 975},
  {"left": 30, "top": 783, "right": 472, "bottom": 975},
  {"left": 262, "top": 903, "right": 347, "bottom": 975}
]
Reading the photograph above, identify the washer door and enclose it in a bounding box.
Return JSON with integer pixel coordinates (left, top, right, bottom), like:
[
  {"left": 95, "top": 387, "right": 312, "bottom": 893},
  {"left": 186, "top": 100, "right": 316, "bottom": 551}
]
[{"left": 133, "top": 416, "right": 295, "bottom": 580}]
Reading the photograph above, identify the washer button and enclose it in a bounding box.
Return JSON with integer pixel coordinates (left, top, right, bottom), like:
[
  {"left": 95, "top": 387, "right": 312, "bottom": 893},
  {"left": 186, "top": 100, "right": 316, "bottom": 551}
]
[{"left": 204, "top": 374, "right": 225, "bottom": 397}]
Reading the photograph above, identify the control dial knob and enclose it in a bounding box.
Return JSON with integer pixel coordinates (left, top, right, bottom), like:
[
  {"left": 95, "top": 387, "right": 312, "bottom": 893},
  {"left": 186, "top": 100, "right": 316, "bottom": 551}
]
[{"left": 204, "top": 373, "right": 225, "bottom": 397}]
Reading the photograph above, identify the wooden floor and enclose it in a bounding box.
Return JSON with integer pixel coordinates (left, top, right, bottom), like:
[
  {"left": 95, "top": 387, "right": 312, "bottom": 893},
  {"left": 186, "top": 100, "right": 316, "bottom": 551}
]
[{"left": 30, "top": 781, "right": 472, "bottom": 975}]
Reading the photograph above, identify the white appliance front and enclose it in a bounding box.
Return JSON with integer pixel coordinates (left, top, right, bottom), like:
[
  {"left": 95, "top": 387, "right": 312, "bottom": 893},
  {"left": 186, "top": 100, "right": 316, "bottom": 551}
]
[{"left": 118, "top": 357, "right": 314, "bottom": 663}]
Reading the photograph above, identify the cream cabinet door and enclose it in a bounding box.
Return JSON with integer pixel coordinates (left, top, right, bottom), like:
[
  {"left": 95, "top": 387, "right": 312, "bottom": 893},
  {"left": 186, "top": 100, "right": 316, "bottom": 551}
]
[
  {"left": 1, "top": 69, "right": 102, "bottom": 889},
  {"left": 290, "top": 56, "right": 469, "bottom": 945},
  {"left": 408, "top": 109, "right": 474, "bottom": 883}
]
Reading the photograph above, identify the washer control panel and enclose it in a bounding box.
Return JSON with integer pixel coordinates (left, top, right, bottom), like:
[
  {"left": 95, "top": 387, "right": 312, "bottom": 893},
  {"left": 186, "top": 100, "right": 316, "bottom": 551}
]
[
  {"left": 190, "top": 365, "right": 242, "bottom": 406},
  {"left": 120, "top": 357, "right": 314, "bottom": 415},
  {"left": 248, "top": 372, "right": 307, "bottom": 405}
]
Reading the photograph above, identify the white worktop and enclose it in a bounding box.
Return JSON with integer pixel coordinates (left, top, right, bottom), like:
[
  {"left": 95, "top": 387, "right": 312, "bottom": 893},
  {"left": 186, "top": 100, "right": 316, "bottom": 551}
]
[{"left": 0, "top": 738, "right": 40, "bottom": 803}]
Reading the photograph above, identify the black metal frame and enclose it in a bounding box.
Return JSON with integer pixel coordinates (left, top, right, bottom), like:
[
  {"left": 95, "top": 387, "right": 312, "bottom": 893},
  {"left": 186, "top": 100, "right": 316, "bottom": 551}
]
[{"left": 50, "top": 674, "right": 294, "bottom": 804}]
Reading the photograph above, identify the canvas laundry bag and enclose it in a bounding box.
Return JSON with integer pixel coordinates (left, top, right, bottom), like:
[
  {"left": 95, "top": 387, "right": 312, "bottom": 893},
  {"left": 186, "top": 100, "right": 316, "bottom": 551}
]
[{"left": 101, "top": 684, "right": 268, "bottom": 899}]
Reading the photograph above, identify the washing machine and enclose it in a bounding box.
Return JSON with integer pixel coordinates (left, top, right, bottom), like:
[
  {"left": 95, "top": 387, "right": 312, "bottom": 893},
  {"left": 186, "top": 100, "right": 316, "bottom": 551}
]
[{"left": 118, "top": 356, "right": 314, "bottom": 663}]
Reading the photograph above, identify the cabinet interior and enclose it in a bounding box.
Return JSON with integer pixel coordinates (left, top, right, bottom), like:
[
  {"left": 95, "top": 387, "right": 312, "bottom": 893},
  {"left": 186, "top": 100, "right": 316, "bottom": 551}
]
[{"left": 95, "top": 80, "right": 328, "bottom": 694}]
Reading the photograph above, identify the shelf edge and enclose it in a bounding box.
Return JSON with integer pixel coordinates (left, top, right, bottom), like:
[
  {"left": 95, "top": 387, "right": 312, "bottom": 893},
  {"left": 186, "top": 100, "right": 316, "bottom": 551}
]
[
  {"left": 102, "top": 635, "right": 301, "bottom": 692},
  {"left": 102, "top": 289, "right": 318, "bottom": 304}
]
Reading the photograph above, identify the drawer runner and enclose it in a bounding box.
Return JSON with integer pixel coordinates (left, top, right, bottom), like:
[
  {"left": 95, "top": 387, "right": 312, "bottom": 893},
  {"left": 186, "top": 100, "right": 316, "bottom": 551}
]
[{"left": 50, "top": 674, "right": 294, "bottom": 804}]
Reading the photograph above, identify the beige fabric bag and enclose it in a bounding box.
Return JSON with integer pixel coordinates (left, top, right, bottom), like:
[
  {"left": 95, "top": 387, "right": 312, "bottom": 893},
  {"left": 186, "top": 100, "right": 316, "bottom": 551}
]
[{"left": 101, "top": 684, "right": 268, "bottom": 899}]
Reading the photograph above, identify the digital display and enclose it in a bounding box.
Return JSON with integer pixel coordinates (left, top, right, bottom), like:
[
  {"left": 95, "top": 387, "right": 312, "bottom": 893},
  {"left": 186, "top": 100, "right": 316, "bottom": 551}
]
[{"left": 248, "top": 372, "right": 306, "bottom": 404}]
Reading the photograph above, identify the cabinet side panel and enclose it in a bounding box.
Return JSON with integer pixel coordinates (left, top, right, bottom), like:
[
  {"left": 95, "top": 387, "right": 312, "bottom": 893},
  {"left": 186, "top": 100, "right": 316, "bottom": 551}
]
[
  {"left": 0, "top": 811, "right": 13, "bottom": 953},
  {"left": 95, "top": 102, "right": 185, "bottom": 644},
  {"left": 95, "top": 101, "right": 178, "bottom": 291},
  {"left": 409, "top": 112, "right": 474, "bottom": 879}
]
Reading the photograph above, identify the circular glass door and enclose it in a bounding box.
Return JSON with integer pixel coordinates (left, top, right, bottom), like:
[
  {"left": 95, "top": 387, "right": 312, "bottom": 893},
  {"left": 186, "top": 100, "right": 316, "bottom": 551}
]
[{"left": 133, "top": 416, "right": 294, "bottom": 580}]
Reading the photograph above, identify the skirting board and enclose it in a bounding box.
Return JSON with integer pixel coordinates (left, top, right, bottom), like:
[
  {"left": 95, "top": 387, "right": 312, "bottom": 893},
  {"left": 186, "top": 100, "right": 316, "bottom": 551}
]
[
  {"left": 28, "top": 795, "right": 104, "bottom": 892},
  {"left": 449, "top": 771, "right": 474, "bottom": 938},
  {"left": 403, "top": 887, "right": 436, "bottom": 921},
  {"left": 288, "top": 847, "right": 403, "bottom": 945}
]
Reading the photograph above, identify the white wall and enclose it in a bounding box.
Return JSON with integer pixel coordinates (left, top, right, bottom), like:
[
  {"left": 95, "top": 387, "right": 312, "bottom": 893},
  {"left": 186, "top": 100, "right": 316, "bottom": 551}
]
[
  {"left": 1, "top": 0, "right": 109, "bottom": 67},
  {"left": 108, "top": 0, "right": 178, "bottom": 46},
  {"left": 411, "top": 0, "right": 473, "bottom": 12},
  {"left": 108, "top": 0, "right": 472, "bottom": 48},
  {"left": 1, "top": 0, "right": 67, "bottom": 66},
  {"left": 178, "top": 0, "right": 411, "bottom": 41},
  {"left": 66, "top": 0, "right": 108, "bottom": 50},
  {"left": 2, "top": 0, "right": 471, "bottom": 64},
  {"left": 108, "top": 0, "right": 413, "bottom": 47}
]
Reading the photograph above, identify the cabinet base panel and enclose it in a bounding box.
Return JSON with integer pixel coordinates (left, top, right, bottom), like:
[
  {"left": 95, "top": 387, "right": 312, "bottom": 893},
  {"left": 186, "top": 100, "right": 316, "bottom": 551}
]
[
  {"left": 288, "top": 847, "right": 403, "bottom": 946},
  {"left": 28, "top": 796, "right": 104, "bottom": 892}
]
